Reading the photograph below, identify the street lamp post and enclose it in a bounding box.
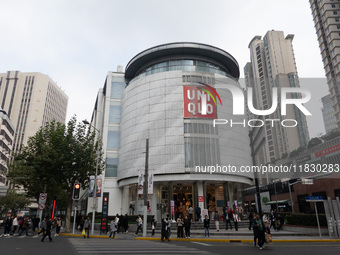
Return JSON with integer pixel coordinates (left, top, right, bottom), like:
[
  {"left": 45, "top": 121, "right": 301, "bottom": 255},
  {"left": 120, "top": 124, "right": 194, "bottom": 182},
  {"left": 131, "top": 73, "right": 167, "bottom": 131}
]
[{"left": 83, "top": 120, "right": 100, "bottom": 236}]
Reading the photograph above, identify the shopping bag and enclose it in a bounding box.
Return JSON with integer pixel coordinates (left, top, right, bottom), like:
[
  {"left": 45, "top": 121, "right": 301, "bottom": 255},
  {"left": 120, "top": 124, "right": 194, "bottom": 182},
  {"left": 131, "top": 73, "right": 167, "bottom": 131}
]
[
  {"left": 82, "top": 229, "right": 86, "bottom": 236},
  {"left": 265, "top": 232, "right": 272, "bottom": 244}
]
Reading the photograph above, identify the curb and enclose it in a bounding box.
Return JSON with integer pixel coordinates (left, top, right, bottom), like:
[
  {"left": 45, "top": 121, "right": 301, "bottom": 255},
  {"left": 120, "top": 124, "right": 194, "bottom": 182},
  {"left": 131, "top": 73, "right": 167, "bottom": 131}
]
[{"left": 135, "top": 237, "right": 340, "bottom": 243}]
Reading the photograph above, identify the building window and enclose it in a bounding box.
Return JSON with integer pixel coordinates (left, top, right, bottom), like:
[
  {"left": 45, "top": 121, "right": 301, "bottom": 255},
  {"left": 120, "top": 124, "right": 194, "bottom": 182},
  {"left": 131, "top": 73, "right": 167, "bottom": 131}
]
[
  {"left": 109, "top": 105, "right": 121, "bottom": 123},
  {"left": 105, "top": 158, "right": 118, "bottom": 177},
  {"left": 111, "top": 82, "right": 125, "bottom": 99},
  {"left": 107, "top": 131, "right": 120, "bottom": 149}
]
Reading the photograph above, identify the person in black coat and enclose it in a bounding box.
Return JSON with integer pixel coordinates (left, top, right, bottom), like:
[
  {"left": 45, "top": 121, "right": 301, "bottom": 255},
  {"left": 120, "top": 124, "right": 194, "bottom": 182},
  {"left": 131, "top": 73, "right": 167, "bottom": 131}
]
[
  {"left": 195, "top": 206, "right": 201, "bottom": 221},
  {"left": 161, "top": 218, "right": 170, "bottom": 242},
  {"left": 41, "top": 218, "right": 53, "bottom": 242},
  {"left": 183, "top": 215, "right": 191, "bottom": 239},
  {"left": 203, "top": 215, "right": 210, "bottom": 237}
]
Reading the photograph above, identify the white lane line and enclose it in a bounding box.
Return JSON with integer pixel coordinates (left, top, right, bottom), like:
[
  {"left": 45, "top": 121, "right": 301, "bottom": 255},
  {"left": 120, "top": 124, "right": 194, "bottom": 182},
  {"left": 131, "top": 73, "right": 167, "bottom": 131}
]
[{"left": 192, "top": 241, "right": 213, "bottom": 246}]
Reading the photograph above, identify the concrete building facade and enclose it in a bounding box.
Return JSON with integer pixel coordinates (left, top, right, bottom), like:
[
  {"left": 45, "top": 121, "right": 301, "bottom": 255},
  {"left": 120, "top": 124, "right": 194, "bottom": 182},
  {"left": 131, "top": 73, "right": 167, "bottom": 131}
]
[
  {"left": 310, "top": 0, "right": 340, "bottom": 129},
  {"left": 88, "top": 43, "right": 254, "bottom": 219},
  {"left": 245, "top": 31, "right": 310, "bottom": 168}
]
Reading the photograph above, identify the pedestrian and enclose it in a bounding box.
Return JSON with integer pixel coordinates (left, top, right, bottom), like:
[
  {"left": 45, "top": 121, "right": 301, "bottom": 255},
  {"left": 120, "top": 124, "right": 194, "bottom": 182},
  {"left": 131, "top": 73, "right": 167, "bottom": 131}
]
[
  {"left": 76, "top": 213, "right": 81, "bottom": 230},
  {"left": 233, "top": 212, "right": 240, "bottom": 231},
  {"left": 248, "top": 208, "right": 254, "bottom": 230},
  {"left": 223, "top": 206, "right": 227, "bottom": 223},
  {"left": 188, "top": 206, "right": 194, "bottom": 222},
  {"left": 115, "top": 214, "right": 120, "bottom": 233},
  {"left": 176, "top": 214, "right": 184, "bottom": 238},
  {"left": 166, "top": 215, "right": 172, "bottom": 238},
  {"left": 225, "top": 210, "right": 233, "bottom": 230},
  {"left": 161, "top": 218, "right": 170, "bottom": 242},
  {"left": 56, "top": 217, "right": 62, "bottom": 236},
  {"left": 41, "top": 218, "right": 53, "bottom": 242},
  {"left": 79, "top": 216, "right": 85, "bottom": 231},
  {"left": 123, "top": 214, "right": 129, "bottom": 233},
  {"left": 277, "top": 214, "right": 284, "bottom": 231},
  {"left": 183, "top": 215, "right": 191, "bottom": 239},
  {"left": 135, "top": 215, "right": 142, "bottom": 235},
  {"left": 38, "top": 217, "right": 47, "bottom": 236},
  {"left": 269, "top": 209, "right": 276, "bottom": 230},
  {"left": 263, "top": 213, "right": 270, "bottom": 234},
  {"left": 195, "top": 205, "right": 201, "bottom": 221},
  {"left": 151, "top": 215, "right": 157, "bottom": 236},
  {"left": 109, "top": 217, "right": 117, "bottom": 239},
  {"left": 84, "top": 216, "right": 91, "bottom": 238},
  {"left": 18, "top": 217, "right": 23, "bottom": 233},
  {"left": 4, "top": 216, "right": 12, "bottom": 236},
  {"left": 19, "top": 217, "right": 29, "bottom": 236},
  {"left": 253, "top": 214, "right": 265, "bottom": 250},
  {"left": 32, "top": 215, "right": 40, "bottom": 232},
  {"left": 203, "top": 215, "right": 210, "bottom": 237},
  {"left": 12, "top": 216, "right": 18, "bottom": 234},
  {"left": 214, "top": 210, "right": 220, "bottom": 231},
  {"left": 52, "top": 217, "right": 58, "bottom": 236}
]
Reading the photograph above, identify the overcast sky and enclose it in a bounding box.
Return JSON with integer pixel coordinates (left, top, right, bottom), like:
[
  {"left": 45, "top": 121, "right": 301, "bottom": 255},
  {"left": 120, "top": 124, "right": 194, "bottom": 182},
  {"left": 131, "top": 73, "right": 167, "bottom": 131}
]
[{"left": 0, "top": 0, "right": 330, "bottom": 137}]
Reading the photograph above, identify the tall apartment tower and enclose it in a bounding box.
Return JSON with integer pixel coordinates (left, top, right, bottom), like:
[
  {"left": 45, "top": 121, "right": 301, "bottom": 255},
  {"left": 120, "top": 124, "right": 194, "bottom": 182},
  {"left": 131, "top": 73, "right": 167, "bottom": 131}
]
[
  {"left": 310, "top": 0, "right": 340, "bottom": 129},
  {"left": 321, "top": 94, "right": 338, "bottom": 133},
  {"left": 245, "top": 31, "right": 309, "bottom": 165},
  {"left": 0, "top": 71, "right": 68, "bottom": 156}
]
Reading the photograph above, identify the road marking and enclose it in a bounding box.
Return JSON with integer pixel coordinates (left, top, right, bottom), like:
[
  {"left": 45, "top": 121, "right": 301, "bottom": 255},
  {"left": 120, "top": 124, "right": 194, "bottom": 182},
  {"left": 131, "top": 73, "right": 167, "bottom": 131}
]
[{"left": 192, "top": 241, "right": 213, "bottom": 246}]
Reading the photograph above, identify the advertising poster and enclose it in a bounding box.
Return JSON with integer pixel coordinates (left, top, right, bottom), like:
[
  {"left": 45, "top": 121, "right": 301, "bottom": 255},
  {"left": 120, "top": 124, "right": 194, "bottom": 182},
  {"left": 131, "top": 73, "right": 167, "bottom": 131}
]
[
  {"left": 88, "top": 176, "right": 95, "bottom": 198},
  {"left": 96, "top": 176, "right": 102, "bottom": 197}
]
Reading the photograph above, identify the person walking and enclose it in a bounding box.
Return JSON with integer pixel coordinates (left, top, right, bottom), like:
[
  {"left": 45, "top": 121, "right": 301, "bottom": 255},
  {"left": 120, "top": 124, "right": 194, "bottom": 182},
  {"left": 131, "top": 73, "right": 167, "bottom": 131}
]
[
  {"left": 4, "top": 216, "right": 12, "bottom": 236},
  {"left": 135, "top": 215, "right": 143, "bottom": 235},
  {"left": 176, "top": 215, "right": 184, "bottom": 238},
  {"left": 56, "top": 217, "right": 62, "bottom": 236},
  {"left": 195, "top": 205, "right": 201, "bottom": 221},
  {"left": 248, "top": 209, "right": 254, "bottom": 230},
  {"left": 109, "top": 218, "right": 117, "bottom": 239},
  {"left": 19, "top": 217, "right": 30, "bottom": 236},
  {"left": 183, "top": 215, "right": 191, "bottom": 239},
  {"left": 84, "top": 217, "right": 91, "bottom": 238},
  {"left": 151, "top": 215, "right": 157, "bottom": 236},
  {"left": 233, "top": 212, "right": 240, "bottom": 231},
  {"left": 32, "top": 215, "right": 40, "bottom": 232},
  {"left": 115, "top": 214, "right": 120, "bottom": 233},
  {"left": 263, "top": 213, "right": 270, "bottom": 234},
  {"left": 166, "top": 215, "right": 172, "bottom": 238},
  {"left": 12, "top": 216, "right": 18, "bottom": 235},
  {"left": 38, "top": 217, "right": 47, "bottom": 236},
  {"left": 79, "top": 216, "right": 85, "bottom": 231},
  {"left": 188, "top": 206, "right": 194, "bottom": 222},
  {"left": 203, "top": 215, "right": 210, "bottom": 237},
  {"left": 269, "top": 209, "right": 276, "bottom": 230},
  {"left": 214, "top": 210, "right": 220, "bottom": 232},
  {"left": 52, "top": 217, "right": 58, "bottom": 236},
  {"left": 161, "top": 218, "right": 170, "bottom": 242},
  {"left": 225, "top": 210, "right": 233, "bottom": 230},
  {"left": 253, "top": 214, "right": 265, "bottom": 250},
  {"left": 123, "top": 214, "right": 129, "bottom": 233},
  {"left": 41, "top": 218, "right": 53, "bottom": 242}
]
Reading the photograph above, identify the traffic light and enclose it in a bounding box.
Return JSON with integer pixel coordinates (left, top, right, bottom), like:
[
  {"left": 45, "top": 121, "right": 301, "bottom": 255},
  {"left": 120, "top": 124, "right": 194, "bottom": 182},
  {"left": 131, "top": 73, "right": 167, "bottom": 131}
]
[{"left": 73, "top": 183, "right": 81, "bottom": 200}]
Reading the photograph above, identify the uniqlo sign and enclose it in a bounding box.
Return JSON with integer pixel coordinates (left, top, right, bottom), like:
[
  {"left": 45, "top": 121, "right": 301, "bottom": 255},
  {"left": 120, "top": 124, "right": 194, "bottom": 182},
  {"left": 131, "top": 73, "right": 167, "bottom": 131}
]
[{"left": 183, "top": 86, "right": 217, "bottom": 119}]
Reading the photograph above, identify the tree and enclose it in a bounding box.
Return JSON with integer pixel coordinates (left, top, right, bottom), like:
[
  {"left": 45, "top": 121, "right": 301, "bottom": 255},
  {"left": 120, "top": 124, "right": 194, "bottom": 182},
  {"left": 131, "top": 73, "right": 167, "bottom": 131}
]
[
  {"left": 0, "top": 189, "right": 31, "bottom": 216},
  {"left": 8, "top": 116, "right": 104, "bottom": 232},
  {"left": 307, "top": 137, "right": 322, "bottom": 148}
]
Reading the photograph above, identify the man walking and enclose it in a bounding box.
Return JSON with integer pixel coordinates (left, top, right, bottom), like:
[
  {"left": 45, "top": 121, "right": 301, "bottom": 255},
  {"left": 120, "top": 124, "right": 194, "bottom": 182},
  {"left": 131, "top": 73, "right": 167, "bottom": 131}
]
[
  {"left": 41, "top": 218, "right": 53, "bottom": 242},
  {"left": 135, "top": 215, "right": 143, "bottom": 235},
  {"left": 38, "top": 217, "right": 47, "bottom": 236},
  {"left": 233, "top": 212, "right": 240, "bottom": 231},
  {"left": 195, "top": 205, "right": 201, "bottom": 221},
  {"left": 19, "top": 217, "right": 30, "bottom": 236},
  {"left": 109, "top": 218, "right": 117, "bottom": 239},
  {"left": 225, "top": 210, "right": 233, "bottom": 230},
  {"left": 183, "top": 215, "right": 191, "bottom": 239},
  {"left": 84, "top": 217, "right": 91, "bottom": 238},
  {"left": 203, "top": 215, "right": 210, "bottom": 237},
  {"left": 214, "top": 210, "right": 220, "bottom": 231}
]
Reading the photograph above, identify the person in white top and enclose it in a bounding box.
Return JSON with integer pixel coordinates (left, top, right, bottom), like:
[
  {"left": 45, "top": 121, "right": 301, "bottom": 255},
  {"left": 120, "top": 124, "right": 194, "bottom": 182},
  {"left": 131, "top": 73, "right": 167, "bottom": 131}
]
[
  {"left": 233, "top": 212, "right": 240, "bottom": 231},
  {"left": 12, "top": 216, "right": 18, "bottom": 234}
]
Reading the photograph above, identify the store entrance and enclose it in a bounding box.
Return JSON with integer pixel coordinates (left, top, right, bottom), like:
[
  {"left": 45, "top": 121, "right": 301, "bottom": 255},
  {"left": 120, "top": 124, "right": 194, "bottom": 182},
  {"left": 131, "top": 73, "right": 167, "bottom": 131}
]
[{"left": 173, "top": 183, "right": 193, "bottom": 219}]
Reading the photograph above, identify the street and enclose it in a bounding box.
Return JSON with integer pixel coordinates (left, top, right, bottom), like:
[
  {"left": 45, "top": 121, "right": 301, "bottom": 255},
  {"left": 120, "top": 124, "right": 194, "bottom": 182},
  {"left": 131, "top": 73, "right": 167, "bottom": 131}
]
[{"left": 1, "top": 234, "right": 340, "bottom": 255}]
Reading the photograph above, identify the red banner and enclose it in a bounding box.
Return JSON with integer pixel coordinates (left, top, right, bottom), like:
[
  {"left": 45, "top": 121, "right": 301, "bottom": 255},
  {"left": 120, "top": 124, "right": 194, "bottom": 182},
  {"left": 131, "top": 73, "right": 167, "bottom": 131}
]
[
  {"left": 314, "top": 143, "right": 340, "bottom": 158},
  {"left": 183, "top": 86, "right": 217, "bottom": 119}
]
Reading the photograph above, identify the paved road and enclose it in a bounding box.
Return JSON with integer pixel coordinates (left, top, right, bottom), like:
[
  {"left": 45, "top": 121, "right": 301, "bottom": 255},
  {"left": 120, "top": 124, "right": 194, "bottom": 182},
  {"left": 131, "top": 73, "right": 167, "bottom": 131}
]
[{"left": 1, "top": 234, "right": 340, "bottom": 255}]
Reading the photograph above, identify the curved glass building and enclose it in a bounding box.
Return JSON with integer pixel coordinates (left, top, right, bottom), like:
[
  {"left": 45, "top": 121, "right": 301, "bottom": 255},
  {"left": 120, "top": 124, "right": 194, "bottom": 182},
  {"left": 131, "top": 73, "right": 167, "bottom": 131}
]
[{"left": 88, "top": 42, "right": 252, "bottom": 219}]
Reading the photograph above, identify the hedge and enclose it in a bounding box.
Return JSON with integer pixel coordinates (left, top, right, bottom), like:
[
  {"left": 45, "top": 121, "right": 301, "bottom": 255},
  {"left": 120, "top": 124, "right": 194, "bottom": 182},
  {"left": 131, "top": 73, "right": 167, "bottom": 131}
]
[{"left": 282, "top": 213, "right": 327, "bottom": 227}]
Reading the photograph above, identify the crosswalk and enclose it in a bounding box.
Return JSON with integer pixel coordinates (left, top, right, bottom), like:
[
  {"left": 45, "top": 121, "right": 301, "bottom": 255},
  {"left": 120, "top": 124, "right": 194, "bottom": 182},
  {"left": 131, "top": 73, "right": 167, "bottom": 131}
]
[
  {"left": 1, "top": 234, "right": 49, "bottom": 239},
  {"left": 68, "top": 238, "right": 210, "bottom": 255}
]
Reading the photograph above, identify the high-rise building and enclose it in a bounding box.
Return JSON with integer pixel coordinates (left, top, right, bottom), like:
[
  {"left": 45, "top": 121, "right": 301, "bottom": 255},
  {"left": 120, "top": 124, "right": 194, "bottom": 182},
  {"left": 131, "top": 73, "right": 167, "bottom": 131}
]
[
  {"left": 0, "top": 71, "right": 68, "bottom": 157},
  {"left": 0, "top": 108, "right": 14, "bottom": 195},
  {"left": 322, "top": 94, "right": 338, "bottom": 133},
  {"left": 245, "top": 31, "right": 310, "bottom": 166},
  {"left": 310, "top": 0, "right": 340, "bottom": 129},
  {"left": 86, "top": 43, "right": 253, "bottom": 217}
]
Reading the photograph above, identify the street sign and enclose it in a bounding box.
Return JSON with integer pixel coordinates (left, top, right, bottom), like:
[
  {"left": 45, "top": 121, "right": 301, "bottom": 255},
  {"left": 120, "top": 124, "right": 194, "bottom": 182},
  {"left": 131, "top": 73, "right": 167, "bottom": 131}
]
[
  {"left": 38, "top": 193, "right": 47, "bottom": 204},
  {"left": 38, "top": 203, "right": 45, "bottom": 210},
  {"left": 305, "top": 196, "right": 323, "bottom": 202},
  {"left": 302, "top": 178, "right": 314, "bottom": 185}
]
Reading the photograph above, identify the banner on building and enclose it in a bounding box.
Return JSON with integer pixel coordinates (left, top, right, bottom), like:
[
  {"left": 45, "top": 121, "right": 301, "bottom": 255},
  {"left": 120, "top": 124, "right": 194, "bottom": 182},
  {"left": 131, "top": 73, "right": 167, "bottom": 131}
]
[
  {"left": 148, "top": 170, "right": 154, "bottom": 195},
  {"left": 88, "top": 176, "right": 95, "bottom": 197},
  {"left": 171, "top": 200, "right": 175, "bottom": 215},
  {"left": 138, "top": 170, "right": 144, "bottom": 195},
  {"left": 96, "top": 176, "right": 102, "bottom": 197}
]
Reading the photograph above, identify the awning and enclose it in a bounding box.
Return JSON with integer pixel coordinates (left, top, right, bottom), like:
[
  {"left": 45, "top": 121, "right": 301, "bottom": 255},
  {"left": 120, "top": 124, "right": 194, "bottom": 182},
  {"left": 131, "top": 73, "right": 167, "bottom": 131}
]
[{"left": 265, "top": 200, "right": 290, "bottom": 205}]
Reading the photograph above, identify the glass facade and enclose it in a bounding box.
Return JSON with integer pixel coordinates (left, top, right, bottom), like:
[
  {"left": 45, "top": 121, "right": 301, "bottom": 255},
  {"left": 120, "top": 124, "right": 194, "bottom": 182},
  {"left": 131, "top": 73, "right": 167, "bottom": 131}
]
[
  {"left": 109, "top": 105, "right": 121, "bottom": 124},
  {"left": 110, "top": 81, "right": 125, "bottom": 98},
  {"left": 106, "top": 158, "right": 118, "bottom": 177},
  {"left": 134, "top": 59, "right": 233, "bottom": 81}
]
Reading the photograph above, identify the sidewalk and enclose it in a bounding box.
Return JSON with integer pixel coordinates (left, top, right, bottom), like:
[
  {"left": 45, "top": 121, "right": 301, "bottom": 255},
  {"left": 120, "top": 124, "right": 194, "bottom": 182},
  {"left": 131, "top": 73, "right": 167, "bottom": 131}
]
[{"left": 58, "top": 228, "right": 340, "bottom": 242}]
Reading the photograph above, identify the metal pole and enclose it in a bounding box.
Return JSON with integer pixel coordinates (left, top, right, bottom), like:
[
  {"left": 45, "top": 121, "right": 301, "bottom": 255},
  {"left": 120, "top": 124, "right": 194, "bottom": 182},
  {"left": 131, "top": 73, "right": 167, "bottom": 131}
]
[
  {"left": 143, "top": 139, "right": 149, "bottom": 237},
  {"left": 314, "top": 202, "right": 322, "bottom": 238},
  {"left": 288, "top": 182, "right": 294, "bottom": 213},
  {"left": 91, "top": 140, "right": 100, "bottom": 235},
  {"left": 274, "top": 181, "right": 279, "bottom": 212},
  {"left": 73, "top": 206, "right": 77, "bottom": 234},
  {"left": 249, "top": 131, "right": 262, "bottom": 219}
]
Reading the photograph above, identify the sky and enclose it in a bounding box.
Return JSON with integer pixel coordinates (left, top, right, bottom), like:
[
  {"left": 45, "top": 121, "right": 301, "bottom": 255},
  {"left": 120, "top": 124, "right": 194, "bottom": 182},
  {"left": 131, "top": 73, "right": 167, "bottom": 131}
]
[{"left": 0, "top": 0, "right": 330, "bottom": 138}]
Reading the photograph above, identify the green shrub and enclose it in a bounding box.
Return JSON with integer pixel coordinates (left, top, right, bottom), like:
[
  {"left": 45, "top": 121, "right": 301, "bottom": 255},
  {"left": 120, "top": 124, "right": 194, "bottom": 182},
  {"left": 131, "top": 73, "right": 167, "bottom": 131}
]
[{"left": 283, "top": 213, "right": 327, "bottom": 227}]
